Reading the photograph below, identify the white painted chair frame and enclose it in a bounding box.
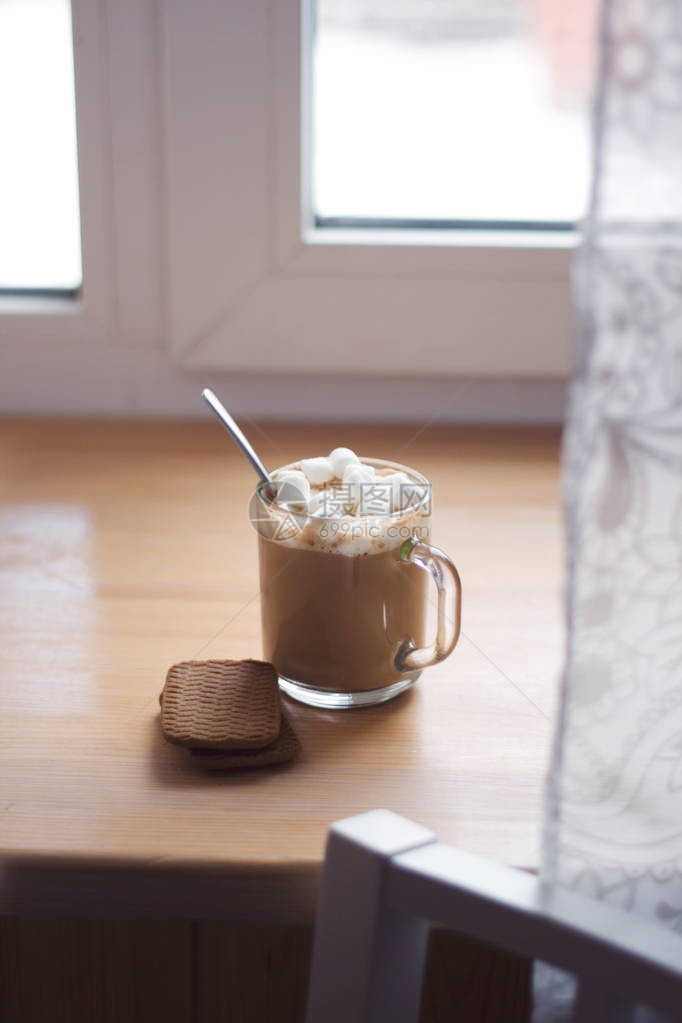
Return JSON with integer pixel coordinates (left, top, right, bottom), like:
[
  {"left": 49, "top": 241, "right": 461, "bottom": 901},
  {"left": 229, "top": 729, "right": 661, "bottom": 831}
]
[{"left": 305, "top": 811, "right": 682, "bottom": 1023}]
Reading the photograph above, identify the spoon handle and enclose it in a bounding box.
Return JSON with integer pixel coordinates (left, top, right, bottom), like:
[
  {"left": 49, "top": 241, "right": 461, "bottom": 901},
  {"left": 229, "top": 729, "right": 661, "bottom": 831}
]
[{"left": 201, "top": 389, "right": 272, "bottom": 485}]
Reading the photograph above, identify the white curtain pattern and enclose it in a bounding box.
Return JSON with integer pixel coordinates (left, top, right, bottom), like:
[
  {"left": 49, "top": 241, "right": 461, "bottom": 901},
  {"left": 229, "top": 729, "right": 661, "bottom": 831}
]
[{"left": 536, "top": 0, "right": 682, "bottom": 1018}]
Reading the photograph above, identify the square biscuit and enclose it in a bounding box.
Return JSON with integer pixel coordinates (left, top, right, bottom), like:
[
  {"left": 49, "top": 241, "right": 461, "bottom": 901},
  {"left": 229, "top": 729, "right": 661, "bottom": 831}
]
[
  {"left": 189, "top": 714, "right": 300, "bottom": 770},
  {"left": 161, "top": 659, "right": 280, "bottom": 750}
]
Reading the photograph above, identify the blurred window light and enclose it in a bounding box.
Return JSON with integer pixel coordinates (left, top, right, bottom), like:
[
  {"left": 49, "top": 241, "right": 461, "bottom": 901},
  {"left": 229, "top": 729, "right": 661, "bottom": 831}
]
[
  {"left": 313, "top": 0, "right": 597, "bottom": 228},
  {"left": 0, "top": 0, "right": 82, "bottom": 291}
]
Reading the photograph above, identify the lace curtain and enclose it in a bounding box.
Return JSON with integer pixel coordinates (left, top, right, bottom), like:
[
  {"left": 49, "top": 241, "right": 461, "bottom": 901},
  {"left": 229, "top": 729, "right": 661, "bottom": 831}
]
[{"left": 536, "top": 0, "right": 682, "bottom": 1018}]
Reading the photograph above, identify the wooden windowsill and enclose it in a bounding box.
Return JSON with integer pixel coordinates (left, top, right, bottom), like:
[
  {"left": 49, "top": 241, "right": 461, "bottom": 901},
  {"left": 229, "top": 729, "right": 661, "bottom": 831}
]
[{"left": 0, "top": 419, "right": 563, "bottom": 923}]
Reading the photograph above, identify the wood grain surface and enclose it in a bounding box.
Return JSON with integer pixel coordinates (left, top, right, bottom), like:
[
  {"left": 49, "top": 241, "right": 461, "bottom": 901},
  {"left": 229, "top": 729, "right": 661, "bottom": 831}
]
[
  {"left": 0, "top": 918, "right": 529, "bottom": 1023},
  {"left": 0, "top": 419, "right": 563, "bottom": 922}
]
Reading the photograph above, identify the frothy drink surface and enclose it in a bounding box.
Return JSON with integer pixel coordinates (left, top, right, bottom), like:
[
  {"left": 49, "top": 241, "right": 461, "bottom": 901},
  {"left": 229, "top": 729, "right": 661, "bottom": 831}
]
[{"left": 258, "top": 453, "right": 431, "bottom": 692}]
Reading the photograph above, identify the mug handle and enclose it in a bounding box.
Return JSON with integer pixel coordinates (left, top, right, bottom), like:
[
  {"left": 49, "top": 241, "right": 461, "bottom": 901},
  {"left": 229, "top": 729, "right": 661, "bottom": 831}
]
[{"left": 395, "top": 537, "right": 462, "bottom": 672}]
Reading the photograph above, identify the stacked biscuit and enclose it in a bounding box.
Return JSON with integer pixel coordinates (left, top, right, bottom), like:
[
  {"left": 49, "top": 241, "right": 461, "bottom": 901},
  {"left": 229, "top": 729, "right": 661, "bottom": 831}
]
[{"left": 160, "top": 659, "right": 299, "bottom": 770}]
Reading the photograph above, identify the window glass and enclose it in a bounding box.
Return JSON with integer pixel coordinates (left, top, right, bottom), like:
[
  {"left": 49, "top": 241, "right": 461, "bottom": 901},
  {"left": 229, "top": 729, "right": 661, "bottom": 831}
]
[
  {"left": 313, "top": 0, "right": 597, "bottom": 228},
  {"left": 0, "top": 0, "right": 82, "bottom": 290}
]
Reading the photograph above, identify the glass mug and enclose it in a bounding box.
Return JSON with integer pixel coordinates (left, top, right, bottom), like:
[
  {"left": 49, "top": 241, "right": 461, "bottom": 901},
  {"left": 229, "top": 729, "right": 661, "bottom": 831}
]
[{"left": 251, "top": 458, "right": 461, "bottom": 709}]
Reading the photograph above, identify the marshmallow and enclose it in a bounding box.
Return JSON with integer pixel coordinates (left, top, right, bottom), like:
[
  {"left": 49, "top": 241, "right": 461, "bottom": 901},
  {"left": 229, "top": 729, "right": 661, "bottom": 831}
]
[
  {"left": 343, "top": 462, "right": 375, "bottom": 506},
  {"left": 328, "top": 447, "right": 360, "bottom": 478},
  {"left": 275, "top": 470, "right": 310, "bottom": 505},
  {"left": 300, "top": 456, "right": 334, "bottom": 486},
  {"left": 393, "top": 477, "right": 427, "bottom": 511},
  {"left": 308, "top": 488, "right": 349, "bottom": 518},
  {"left": 271, "top": 467, "right": 305, "bottom": 483},
  {"left": 343, "top": 463, "right": 374, "bottom": 484},
  {"left": 379, "top": 471, "right": 409, "bottom": 511},
  {"left": 277, "top": 469, "right": 307, "bottom": 486},
  {"left": 406, "top": 484, "right": 428, "bottom": 510},
  {"left": 355, "top": 472, "right": 409, "bottom": 515}
]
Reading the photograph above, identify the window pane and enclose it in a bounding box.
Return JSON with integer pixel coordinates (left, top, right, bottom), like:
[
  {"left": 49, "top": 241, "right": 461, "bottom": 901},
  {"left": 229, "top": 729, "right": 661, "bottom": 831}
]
[
  {"left": 313, "top": 0, "right": 597, "bottom": 227},
  {"left": 0, "top": 0, "right": 82, "bottom": 290}
]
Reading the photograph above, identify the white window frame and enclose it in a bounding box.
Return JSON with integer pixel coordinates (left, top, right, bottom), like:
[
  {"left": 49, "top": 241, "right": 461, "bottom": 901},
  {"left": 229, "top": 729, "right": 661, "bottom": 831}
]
[
  {"left": 162, "top": 0, "right": 574, "bottom": 378},
  {"left": 0, "top": 0, "right": 574, "bottom": 387},
  {"left": 0, "top": 0, "right": 164, "bottom": 350},
  {"left": 0, "top": 0, "right": 113, "bottom": 340}
]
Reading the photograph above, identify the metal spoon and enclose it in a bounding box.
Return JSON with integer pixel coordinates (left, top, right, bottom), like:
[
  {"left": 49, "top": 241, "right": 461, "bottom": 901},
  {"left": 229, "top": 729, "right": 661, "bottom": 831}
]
[{"left": 201, "top": 388, "right": 273, "bottom": 489}]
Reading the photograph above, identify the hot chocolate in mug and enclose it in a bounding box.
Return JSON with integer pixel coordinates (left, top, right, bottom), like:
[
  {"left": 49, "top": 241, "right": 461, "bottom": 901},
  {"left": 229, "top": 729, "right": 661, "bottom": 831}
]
[{"left": 251, "top": 454, "right": 461, "bottom": 709}]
